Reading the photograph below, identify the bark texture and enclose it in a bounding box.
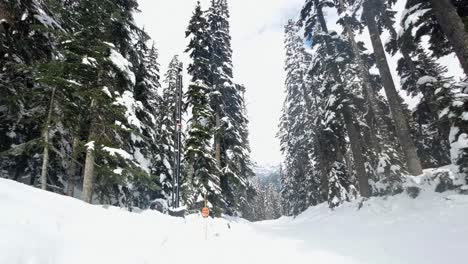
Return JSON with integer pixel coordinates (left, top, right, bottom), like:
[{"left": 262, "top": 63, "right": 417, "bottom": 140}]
[
  {"left": 40, "top": 87, "right": 57, "bottom": 190},
  {"left": 66, "top": 137, "right": 80, "bottom": 197},
  {"left": 82, "top": 100, "right": 98, "bottom": 203}
]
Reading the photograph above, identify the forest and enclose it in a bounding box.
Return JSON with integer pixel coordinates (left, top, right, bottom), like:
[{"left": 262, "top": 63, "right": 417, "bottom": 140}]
[
  {"left": 1, "top": 0, "right": 468, "bottom": 222},
  {"left": 0, "top": 0, "right": 254, "bottom": 218},
  {"left": 279, "top": 0, "right": 468, "bottom": 216}
]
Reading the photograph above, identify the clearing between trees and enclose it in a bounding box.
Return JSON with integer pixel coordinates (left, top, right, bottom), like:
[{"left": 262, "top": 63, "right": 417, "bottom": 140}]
[{"left": 1, "top": 168, "right": 467, "bottom": 264}]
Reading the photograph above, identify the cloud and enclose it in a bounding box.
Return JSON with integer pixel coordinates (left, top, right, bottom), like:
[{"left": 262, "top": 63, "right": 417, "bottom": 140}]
[{"left": 135, "top": 0, "right": 304, "bottom": 166}]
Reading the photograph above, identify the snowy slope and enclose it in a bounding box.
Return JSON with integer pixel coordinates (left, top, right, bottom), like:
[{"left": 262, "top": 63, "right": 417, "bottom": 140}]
[{"left": 1, "top": 178, "right": 467, "bottom": 264}]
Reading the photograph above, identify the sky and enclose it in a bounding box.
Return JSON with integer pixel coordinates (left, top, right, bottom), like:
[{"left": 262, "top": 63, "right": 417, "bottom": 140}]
[{"left": 135, "top": 0, "right": 305, "bottom": 167}]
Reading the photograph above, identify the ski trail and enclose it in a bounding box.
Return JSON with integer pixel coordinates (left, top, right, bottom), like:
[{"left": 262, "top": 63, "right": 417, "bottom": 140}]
[{"left": 1, "top": 179, "right": 467, "bottom": 264}]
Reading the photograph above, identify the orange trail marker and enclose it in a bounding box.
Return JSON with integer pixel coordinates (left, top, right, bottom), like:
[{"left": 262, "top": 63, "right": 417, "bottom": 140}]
[{"left": 202, "top": 207, "right": 210, "bottom": 218}]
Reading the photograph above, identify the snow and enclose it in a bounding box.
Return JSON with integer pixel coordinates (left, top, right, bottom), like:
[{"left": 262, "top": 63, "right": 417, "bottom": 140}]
[
  {"left": 109, "top": 49, "right": 136, "bottom": 85},
  {"left": 67, "top": 79, "right": 82, "bottom": 86},
  {"left": 102, "top": 147, "right": 133, "bottom": 160},
  {"left": 102, "top": 86, "right": 112, "bottom": 98},
  {"left": 1, "top": 176, "right": 467, "bottom": 264},
  {"left": 113, "top": 91, "right": 143, "bottom": 131},
  {"left": 113, "top": 168, "right": 123, "bottom": 175},
  {"left": 416, "top": 76, "right": 437, "bottom": 86},
  {"left": 7, "top": 131, "right": 17, "bottom": 138},
  {"left": 450, "top": 130, "right": 468, "bottom": 165},
  {"left": 32, "top": 5, "right": 62, "bottom": 30},
  {"left": 84, "top": 141, "right": 95, "bottom": 151},
  {"left": 21, "top": 13, "right": 28, "bottom": 21},
  {"left": 82, "top": 57, "right": 97, "bottom": 67},
  {"left": 133, "top": 147, "right": 151, "bottom": 173},
  {"left": 462, "top": 112, "right": 468, "bottom": 121}
]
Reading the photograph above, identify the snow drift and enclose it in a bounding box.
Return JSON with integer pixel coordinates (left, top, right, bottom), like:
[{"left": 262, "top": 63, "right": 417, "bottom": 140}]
[{"left": 0, "top": 176, "right": 467, "bottom": 264}]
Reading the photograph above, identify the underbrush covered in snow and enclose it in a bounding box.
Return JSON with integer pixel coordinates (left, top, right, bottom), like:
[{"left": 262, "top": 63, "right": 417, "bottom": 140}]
[{"left": 374, "top": 165, "right": 468, "bottom": 197}]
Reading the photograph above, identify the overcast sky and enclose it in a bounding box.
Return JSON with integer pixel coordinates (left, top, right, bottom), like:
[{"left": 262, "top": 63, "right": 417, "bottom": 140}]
[{"left": 135, "top": 0, "right": 304, "bottom": 167}]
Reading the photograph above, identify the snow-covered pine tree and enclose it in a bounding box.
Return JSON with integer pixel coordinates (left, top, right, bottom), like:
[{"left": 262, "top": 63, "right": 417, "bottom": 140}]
[
  {"left": 365, "top": 0, "right": 450, "bottom": 171},
  {"left": 0, "top": 0, "right": 66, "bottom": 189},
  {"left": 426, "top": 0, "right": 468, "bottom": 76},
  {"left": 39, "top": 0, "right": 161, "bottom": 207},
  {"left": 279, "top": 20, "right": 319, "bottom": 215},
  {"left": 397, "top": 0, "right": 468, "bottom": 180},
  {"left": 392, "top": 23, "right": 452, "bottom": 168},
  {"left": 0, "top": 0, "right": 174, "bottom": 209},
  {"left": 220, "top": 81, "right": 254, "bottom": 215},
  {"left": 361, "top": 0, "right": 424, "bottom": 176},
  {"left": 396, "top": 0, "right": 467, "bottom": 60},
  {"left": 157, "top": 55, "right": 184, "bottom": 205},
  {"left": 129, "top": 30, "right": 167, "bottom": 209},
  {"left": 300, "top": 1, "right": 350, "bottom": 208},
  {"left": 184, "top": 2, "right": 225, "bottom": 215},
  {"left": 301, "top": 0, "right": 371, "bottom": 207},
  {"left": 207, "top": 0, "right": 254, "bottom": 215},
  {"left": 335, "top": 0, "right": 405, "bottom": 195}
]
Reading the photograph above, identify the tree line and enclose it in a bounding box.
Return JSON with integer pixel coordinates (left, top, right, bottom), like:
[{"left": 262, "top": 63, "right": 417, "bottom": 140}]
[
  {"left": 0, "top": 0, "right": 254, "bottom": 217},
  {"left": 279, "top": 0, "right": 468, "bottom": 215}
]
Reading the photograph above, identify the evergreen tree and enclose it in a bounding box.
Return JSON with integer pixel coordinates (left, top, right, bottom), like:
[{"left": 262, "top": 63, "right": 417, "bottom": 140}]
[
  {"left": 158, "top": 55, "right": 183, "bottom": 205},
  {"left": 0, "top": 0, "right": 63, "bottom": 188},
  {"left": 361, "top": 0, "right": 424, "bottom": 176},
  {"left": 129, "top": 33, "right": 166, "bottom": 208},
  {"left": 427, "top": 0, "right": 468, "bottom": 76},
  {"left": 207, "top": 0, "right": 254, "bottom": 215},
  {"left": 279, "top": 20, "right": 320, "bottom": 215},
  {"left": 336, "top": 0, "right": 405, "bottom": 195},
  {"left": 184, "top": 2, "right": 225, "bottom": 215},
  {"left": 300, "top": 0, "right": 369, "bottom": 206}
]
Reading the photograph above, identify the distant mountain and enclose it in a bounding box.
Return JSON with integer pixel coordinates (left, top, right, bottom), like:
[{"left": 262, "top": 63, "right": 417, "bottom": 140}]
[
  {"left": 252, "top": 164, "right": 281, "bottom": 192},
  {"left": 253, "top": 164, "right": 280, "bottom": 178}
]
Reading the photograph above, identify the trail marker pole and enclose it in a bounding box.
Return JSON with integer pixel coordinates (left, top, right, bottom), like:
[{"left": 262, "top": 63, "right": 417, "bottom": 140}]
[{"left": 172, "top": 62, "right": 183, "bottom": 209}]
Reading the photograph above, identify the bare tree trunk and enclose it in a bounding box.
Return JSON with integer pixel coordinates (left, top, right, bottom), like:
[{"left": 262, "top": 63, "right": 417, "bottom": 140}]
[
  {"left": 82, "top": 100, "right": 98, "bottom": 203},
  {"left": 429, "top": 0, "right": 468, "bottom": 76},
  {"left": 343, "top": 108, "right": 370, "bottom": 197},
  {"left": 66, "top": 137, "right": 80, "bottom": 197},
  {"left": 215, "top": 111, "right": 221, "bottom": 166},
  {"left": 363, "top": 1, "right": 423, "bottom": 176},
  {"left": 40, "top": 87, "right": 57, "bottom": 190},
  {"left": 40, "top": 134, "right": 50, "bottom": 190}
]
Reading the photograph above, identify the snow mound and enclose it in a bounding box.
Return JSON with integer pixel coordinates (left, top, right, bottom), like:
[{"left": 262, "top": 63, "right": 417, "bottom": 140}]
[{"left": 1, "top": 178, "right": 467, "bottom": 264}]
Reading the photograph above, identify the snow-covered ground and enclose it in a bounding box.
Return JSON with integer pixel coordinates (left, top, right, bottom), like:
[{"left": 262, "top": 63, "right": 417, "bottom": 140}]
[{"left": 1, "top": 178, "right": 467, "bottom": 264}]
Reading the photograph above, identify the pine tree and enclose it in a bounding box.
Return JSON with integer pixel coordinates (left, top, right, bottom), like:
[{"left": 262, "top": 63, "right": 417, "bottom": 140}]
[
  {"left": 399, "top": 0, "right": 468, "bottom": 181},
  {"left": 335, "top": 0, "right": 405, "bottom": 195},
  {"left": 41, "top": 0, "right": 160, "bottom": 206},
  {"left": 207, "top": 0, "right": 254, "bottom": 215},
  {"left": 158, "top": 55, "right": 183, "bottom": 205},
  {"left": 300, "top": 0, "right": 374, "bottom": 206},
  {"left": 1, "top": 0, "right": 176, "bottom": 209},
  {"left": 362, "top": 0, "right": 423, "bottom": 176},
  {"left": 129, "top": 33, "right": 166, "bottom": 208},
  {"left": 0, "top": 0, "right": 64, "bottom": 188},
  {"left": 428, "top": 0, "right": 468, "bottom": 76},
  {"left": 184, "top": 2, "right": 225, "bottom": 215},
  {"left": 279, "top": 20, "right": 321, "bottom": 214}
]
